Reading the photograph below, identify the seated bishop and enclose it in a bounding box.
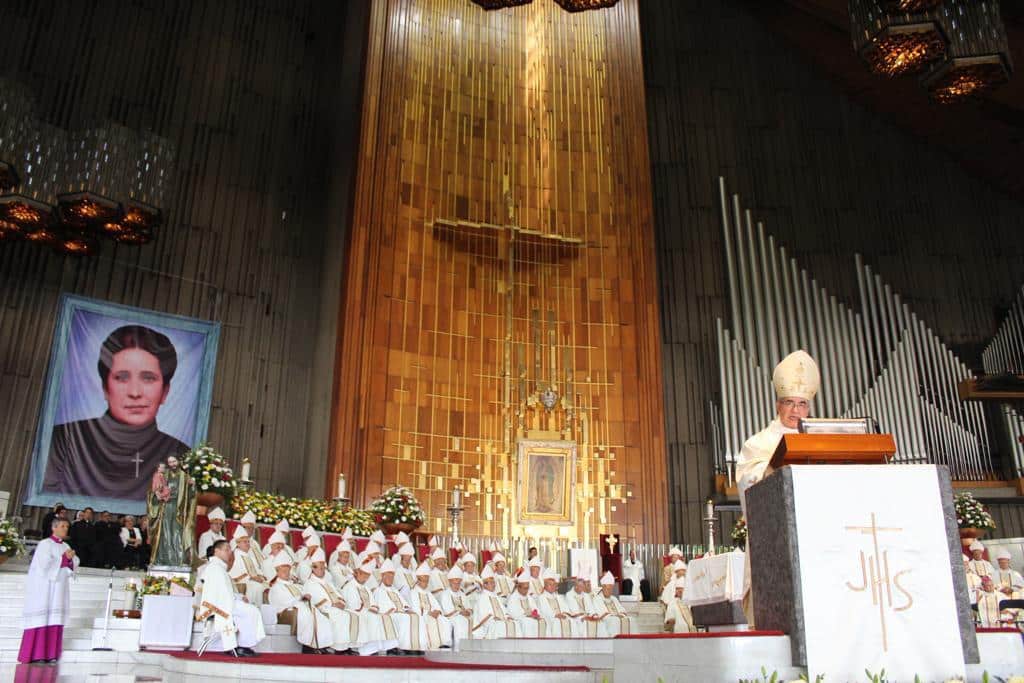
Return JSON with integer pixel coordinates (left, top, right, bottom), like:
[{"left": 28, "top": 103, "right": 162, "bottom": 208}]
[
  {"left": 294, "top": 526, "right": 317, "bottom": 563},
  {"left": 427, "top": 549, "right": 450, "bottom": 594},
  {"left": 340, "top": 559, "right": 400, "bottom": 655},
  {"left": 661, "top": 547, "right": 684, "bottom": 589},
  {"left": 566, "top": 575, "right": 606, "bottom": 637},
  {"left": 663, "top": 577, "right": 695, "bottom": 633},
  {"left": 303, "top": 549, "right": 365, "bottom": 655},
  {"left": 297, "top": 534, "right": 323, "bottom": 584},
  {"left": 262, "top": 531, "right": 294, "bottom": 582},
  {"left": 362, "top": 541, "right": 385, "bottom": 590},
  {"left": 975, "top": 575, "right": 1005, "bottom": 627},
  {"left": 437, "top": 565, "right": 473, "bottom": 643},
  {"left": 535, "top": 569, "right": 577, "bottom": 638},
  {"left": 505, "top": 573, "right": 546, "bottom": 637},
  {"left": 267, "top": 551, "right": 333, "bottom": 654},
  {"left": 371, "top": 559, "right": 428, "bottom": 654},
  {"left": 407, "top": 561, "right": 451, "bottom": 650},
  {"left": 238, "top": 510, "right": 265, "bottom": 566},
  {"left": 196, "top": 539, "right": 266, "bottom": 656},
  {"left": 329, "top": 540, "right": 356, "bottom": 590},
  {"left": 590, "top": 572, "right": 634, "bottom": 636},
  {"left": 994, "top": 549, "right": 1024, "bottom": 600},
  {"left": 968, "top": 541, "right": 996, "bottom": 578},
  {"left": 228, "top": 525, "right": 270, "bottom": 606},
  {"left": 458, "top": 553, "right": 483, "bottom": 609},
  {"left": 491, "top": 553, "right": 515, "bottom": 598},
  {"left": 470, "top": 566, "right": 518, "bottom": 638},
  {"left": 659, "top": 560, "right": 687, "bottom": 606},
  {"left": 197, "top": 507, "right": 226, "bottom": 559},
  {"left": 274, "top": 520, "right": 298, "bottom": 563},
  {"left": 525, "top": 557, "right": 544, "bottom": 596},
  {"left": 394, "top": 543, "right": 418, "bottom": 594}
]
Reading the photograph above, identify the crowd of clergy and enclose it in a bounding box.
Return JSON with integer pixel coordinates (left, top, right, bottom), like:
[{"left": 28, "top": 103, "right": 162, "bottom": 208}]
[
  {"left": 963, "top": 540, "right": 1024, "bottom": 628},
  {"left": 194, "top": 507, "right": 644, "bottom": 657}
]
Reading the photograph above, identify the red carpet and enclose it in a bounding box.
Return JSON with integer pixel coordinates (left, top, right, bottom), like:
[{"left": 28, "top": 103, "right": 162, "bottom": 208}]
[
  {"left": 977, "top": 627, "right": 1022, "bottom": 634},
  {"left": 616, "top": 630, "right": 785, "bottom": 639},
  {"left": 156, "top": 650, "right": 589, "bottom": 671}
]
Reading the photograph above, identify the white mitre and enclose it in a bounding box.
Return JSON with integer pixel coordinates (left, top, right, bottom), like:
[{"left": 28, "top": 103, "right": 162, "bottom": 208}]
[{"left": 773, "top": 350, "right": 820, "bottom": 401}]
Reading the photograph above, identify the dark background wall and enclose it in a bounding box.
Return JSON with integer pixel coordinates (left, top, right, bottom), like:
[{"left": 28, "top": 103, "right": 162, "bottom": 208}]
[
  {"left": 0, "top": 0, "right": 366, "bottom": 515},
  {"left": 641, "top": 0, "right": 1024, "bottom": 542}
]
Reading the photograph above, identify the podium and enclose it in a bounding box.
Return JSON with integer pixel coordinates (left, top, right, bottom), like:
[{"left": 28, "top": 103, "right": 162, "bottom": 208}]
[{"left": 747, "top": 440, "right": 977, "bottom": 681}]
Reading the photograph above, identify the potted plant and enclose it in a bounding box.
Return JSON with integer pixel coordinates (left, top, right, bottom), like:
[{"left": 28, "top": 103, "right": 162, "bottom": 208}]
[
  {"left": 182, "top": 444, "right": 237, "bottom": 509},
  {"left": 370, "top": 485, "right": 425, "bottom": 536},
  {"left": 731, "top": 517, "right": 748, "bottom": 547},
  {"left": 954, "top": 492, "right": 996, "bottom": 546},
  {"left": 0, "top": 518, "right": 26, "bottom": 565}
]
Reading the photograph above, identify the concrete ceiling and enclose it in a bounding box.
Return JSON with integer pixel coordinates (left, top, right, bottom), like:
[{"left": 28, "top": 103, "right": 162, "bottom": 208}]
[{"left": 740, "top": 0, "right": 1024, "bottom": 203}]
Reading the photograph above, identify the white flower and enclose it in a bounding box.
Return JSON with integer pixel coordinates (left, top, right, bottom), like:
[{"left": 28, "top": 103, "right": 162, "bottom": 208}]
[{"left": 201, "top": 484, "right": 209, "bottom": 490}]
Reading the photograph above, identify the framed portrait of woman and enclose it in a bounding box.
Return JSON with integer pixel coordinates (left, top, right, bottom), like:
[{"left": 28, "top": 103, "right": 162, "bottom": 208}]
[
  {"left": 24, "top": 294, "right": 220, "bottom": 515},
  {"left": 516, "top": 439, "right": 576, "bottom": 526}
]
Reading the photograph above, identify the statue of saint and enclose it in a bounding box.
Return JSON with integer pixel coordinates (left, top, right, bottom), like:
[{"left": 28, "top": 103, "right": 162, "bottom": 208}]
[{"left": 147, "top": 454, "right": 196, "bottom": 567}]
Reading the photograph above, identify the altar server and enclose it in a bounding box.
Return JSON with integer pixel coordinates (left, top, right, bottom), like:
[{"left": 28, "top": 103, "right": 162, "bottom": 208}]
[
  {"left": 506, "top": 574, "right": 545, "bottom": 637},
  {"left": 408, "top": 562, "right": 451, "bottom": 650},
  {"left": 228, "top": 525, "right": 270, "bottom": 606},
  {"left": 197, "top": 539, "right": 266, "bottom": 656},
  {"left": 566, "top": 575, "right": 606, "bottom": 637},
  {"left": 18, "top": 518, "right": 79, "bottom": 664},
  {"left": 591, "top": 572, "right": 634, "bottom": 636},
  {"left": 438, "top": 565, "right": 473, "bottom": 643},
  {"left": 268, "top": 552, "right": 333, "bottom": 654},
  {"left": 329, "top": 540, "right": 356, "bottom": 589},
  {"left": 262, "top": 531, "right": 293, "bottom": 581},
  {"left": 994, "top": 550, "right": 1024, "bottom": 599},
  {"left": 735, "top": 349, "right": 820, "bottom": 627},
  {"left": 428, "top": 548, "right": 450, "bottom": 594},
  {"left": 341, "top": 559, "right": 399, "bottom": 655},
  {"left": 535, "top": 569, "right": 577, "bottom": 637},
  {"left": 371, "top": 559, "right": 425, "bottom": 654},
  {"left": 491, "top": 553, "right": 515, "bottom": 598},
  {"left": 198, "top": 507, "right": 226, "bottom": 559},
  {"left": 661, "top": 547, "right": 684, "bottom": 588},
  {"left": 303, "top": 549, "right": 364, "bottom": 654},
  {"left": 968, "top": 541, "right": 996, "bottom": 578},
  {"left": 663, "top": 577, "right": 695, "bottom": 633},
  {"left": 470, "top": 566, "right": 518, "bottom": 638},
  {"left": 239, "top": 510, "right": 264, "bottom": 565}
]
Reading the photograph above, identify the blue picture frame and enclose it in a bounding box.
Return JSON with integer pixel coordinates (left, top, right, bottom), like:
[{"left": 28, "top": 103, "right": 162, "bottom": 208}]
[{"left": 24, "top": 294, "right": 220, "bottom": 515}]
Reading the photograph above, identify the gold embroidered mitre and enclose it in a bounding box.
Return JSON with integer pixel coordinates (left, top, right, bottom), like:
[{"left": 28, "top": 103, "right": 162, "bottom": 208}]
[{"left": 772, "top": 350, "right": 820, "bottom": 401}]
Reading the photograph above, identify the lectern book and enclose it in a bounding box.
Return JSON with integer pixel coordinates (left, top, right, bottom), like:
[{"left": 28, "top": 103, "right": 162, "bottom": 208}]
[{"left": 769, "top": 433, "right": 896, "bottom": 469}]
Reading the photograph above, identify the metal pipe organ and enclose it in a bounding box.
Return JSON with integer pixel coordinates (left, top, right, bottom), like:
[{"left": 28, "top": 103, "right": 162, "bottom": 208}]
[
  {"left": 982, "top": 284, "right": 1024, "bottom": 478},
  {"left": 715, "top": 177, "right": 993, "bottom": 483}
]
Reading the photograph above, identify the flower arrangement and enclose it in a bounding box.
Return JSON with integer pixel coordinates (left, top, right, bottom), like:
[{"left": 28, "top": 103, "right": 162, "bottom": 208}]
[
  {"left": 955, "top": 492, "right": 997, "bottom": 531},
  {"left": 231, "top": 489, "right": 376, "bottom": 535},
  {"left": 731, "top": 517, "right": 748, "bottom": 546},
  {"left": 0, "top": 518, "right": 26, "bottom": 558},
  {"left": 182, "top": 444, "right": 237, "bottom": 499},
  {"left": 139, "top": 575, "right": 169, "bottom": 596},
  {"left": 370, "top": 485, "right": 425, "bottom": 528}
]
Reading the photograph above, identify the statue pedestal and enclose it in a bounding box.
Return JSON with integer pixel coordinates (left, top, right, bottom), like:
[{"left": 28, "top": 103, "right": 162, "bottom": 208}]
[{"left": 746, "top": 464, "right": 976, "bottom": 681}]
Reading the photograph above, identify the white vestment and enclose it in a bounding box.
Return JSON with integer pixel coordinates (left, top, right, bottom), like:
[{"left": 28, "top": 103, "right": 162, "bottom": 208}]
[
  {"left": 471, "top": 590, "right": 518, "bottom": 639},
  {"left": 23, "top": 537, "right": 79, "bottom": 630},
  {"left": 622, "top": 559, "right": 645, "bottom": 598},
  {"left": 969, "top": 559, "right": 996, "bottom": 578},
  {"left": 591, "top": 594, "right": 634, "bottom": 636},
  {"left": 372, "top": 583, "right": 426, "bottom": 651},
  {"left": 197, "top": 530, "right": 225, "bottom": 559},
  {"left": 995, "top": 568, "right": 1024, "bottom": 598},
  {"left": 262, "top": 551, "right": 294, "bottom": 584},
  {"left": 736, "top": 418, "right": 797, "bottom": 519},
  {"left": 229, "top": 548, "right": 270, "bottom": 606},
  {"left": 535, "top": 591, "right": 578, "bottom": 638},
  {"left": 329, "top": 560, "right": 355, "bottom": 591},
  {"left": 437, "top": 589, "right": 473, "bottom": 642},
  {"left": 528, "top": 576, "right": 544, "bottom": 596},
  {"left": 428, "top": 569, "right": 448, "bottom": 594},
  {"left": 505, "top": 592, "right": 545, "bottom": 637},
  {"left": 408, "top": 586, "right": 451, "bottom": 649},
  {"left": 461, "top": 572, "right": 482, "bottom": 609},
  {"left": 566, "top": 590, "right": 606, "bottom": 637},
  {"left": 268, "top": 577, "right": 332, "bottom": 650},
  {"left": 304, "top": 574, "right": 362, "bottom": 653},
  {"left": 340, "top": 579, "right": 398, "bottom": 654},
  {"left": 665, "top": 597, "right": 696, "bottom": 633},
  {"left": 198, "top": 557, "right": 266, "bottom": 651},
  {"left": 976, "top": 587, "right": 1004, "bottom": 627}
]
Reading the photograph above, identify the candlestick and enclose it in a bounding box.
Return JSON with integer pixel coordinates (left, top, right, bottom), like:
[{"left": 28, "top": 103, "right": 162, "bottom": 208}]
[
  {"left": 452, "top": 485, "right": 462, "bottom": 508},
  {"left": 337, "top": 472, "right": 347, "bottom": 500},
  {"left": 706, "top": 498, "right": 714, "bottom": 520},
  {"left": 240, "top": 458, "right": 251, "bottom": 482}
]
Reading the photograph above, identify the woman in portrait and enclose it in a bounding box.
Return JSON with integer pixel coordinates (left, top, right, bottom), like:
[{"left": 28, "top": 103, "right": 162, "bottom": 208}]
[{"left": 43, "top": 325, "right": 190, "bottom": 501}]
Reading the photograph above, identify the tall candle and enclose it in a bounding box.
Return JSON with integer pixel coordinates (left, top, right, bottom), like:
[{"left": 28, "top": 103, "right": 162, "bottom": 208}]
[
  {"left": 337, "top": 473, "right": 347, "bottom": 499},
  {"left": 240, "top": 458, "right": 251, "bottom": 481},
  {"left": 706, "top": 499, "right": 714, "bottom": 519},
  {"left": 453, "top": 486, "right": 462, "bottom": 507}
]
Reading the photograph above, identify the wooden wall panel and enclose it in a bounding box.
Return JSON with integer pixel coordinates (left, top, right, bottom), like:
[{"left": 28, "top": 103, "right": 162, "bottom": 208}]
[
  {"left": 0, "top": 0, "right": 362, "bottom": 515},
  {"left": 330, "top": 0, "right": 669, "bottom": 543},
  {"left": 642, "top": 0, "right": 1024, "bottom": 542}
]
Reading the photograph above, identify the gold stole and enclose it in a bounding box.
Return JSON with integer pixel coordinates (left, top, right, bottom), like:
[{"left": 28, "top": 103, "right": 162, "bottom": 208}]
[
  {"left": 417, "top": 591, "right": 440, "bottom": 649},
  {"left": 382, "top": 589, "right": 406, "bottom": 644},
  {"left": 518, "top": 597, "right": 545, "bottom": 637},
  {"left": 356, "top": 585, "right": 372, "bottom": 610},
  {"left": 605, "top": 597, "right": 630, "bottom": 634},
  {"left": 575, "top": 594, "right": 597, "bottom": 637},
  {"left": 242, "top": 552, "right": 264, "bottom": 582},
  {"left": 546, "top": 595, "right": 571, "bottom": 637},
  {"left": 490, "top": 595, "right": 515, "bottom": 637}
]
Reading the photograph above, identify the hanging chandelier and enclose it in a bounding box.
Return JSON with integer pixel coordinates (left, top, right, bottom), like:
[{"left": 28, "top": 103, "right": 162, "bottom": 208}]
[
  {"left": 922, "top": 0, "right": 1014, "bottom": 102},
  {"left": 849, "top": 0, "right": 949, "bottom": 76},
  {"left": 0, "top": 83, "right": 175, "bottom": 255}
]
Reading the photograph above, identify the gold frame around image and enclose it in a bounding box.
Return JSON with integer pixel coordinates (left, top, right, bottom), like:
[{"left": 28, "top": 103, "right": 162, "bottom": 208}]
[{"left": 517, "top": 439, "right": 576, "bottom": 526}]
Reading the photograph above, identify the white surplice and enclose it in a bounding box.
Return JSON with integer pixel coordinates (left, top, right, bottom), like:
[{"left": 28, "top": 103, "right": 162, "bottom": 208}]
[{"left": 23, "top": 537, "right": 79, "bottom": 630}]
